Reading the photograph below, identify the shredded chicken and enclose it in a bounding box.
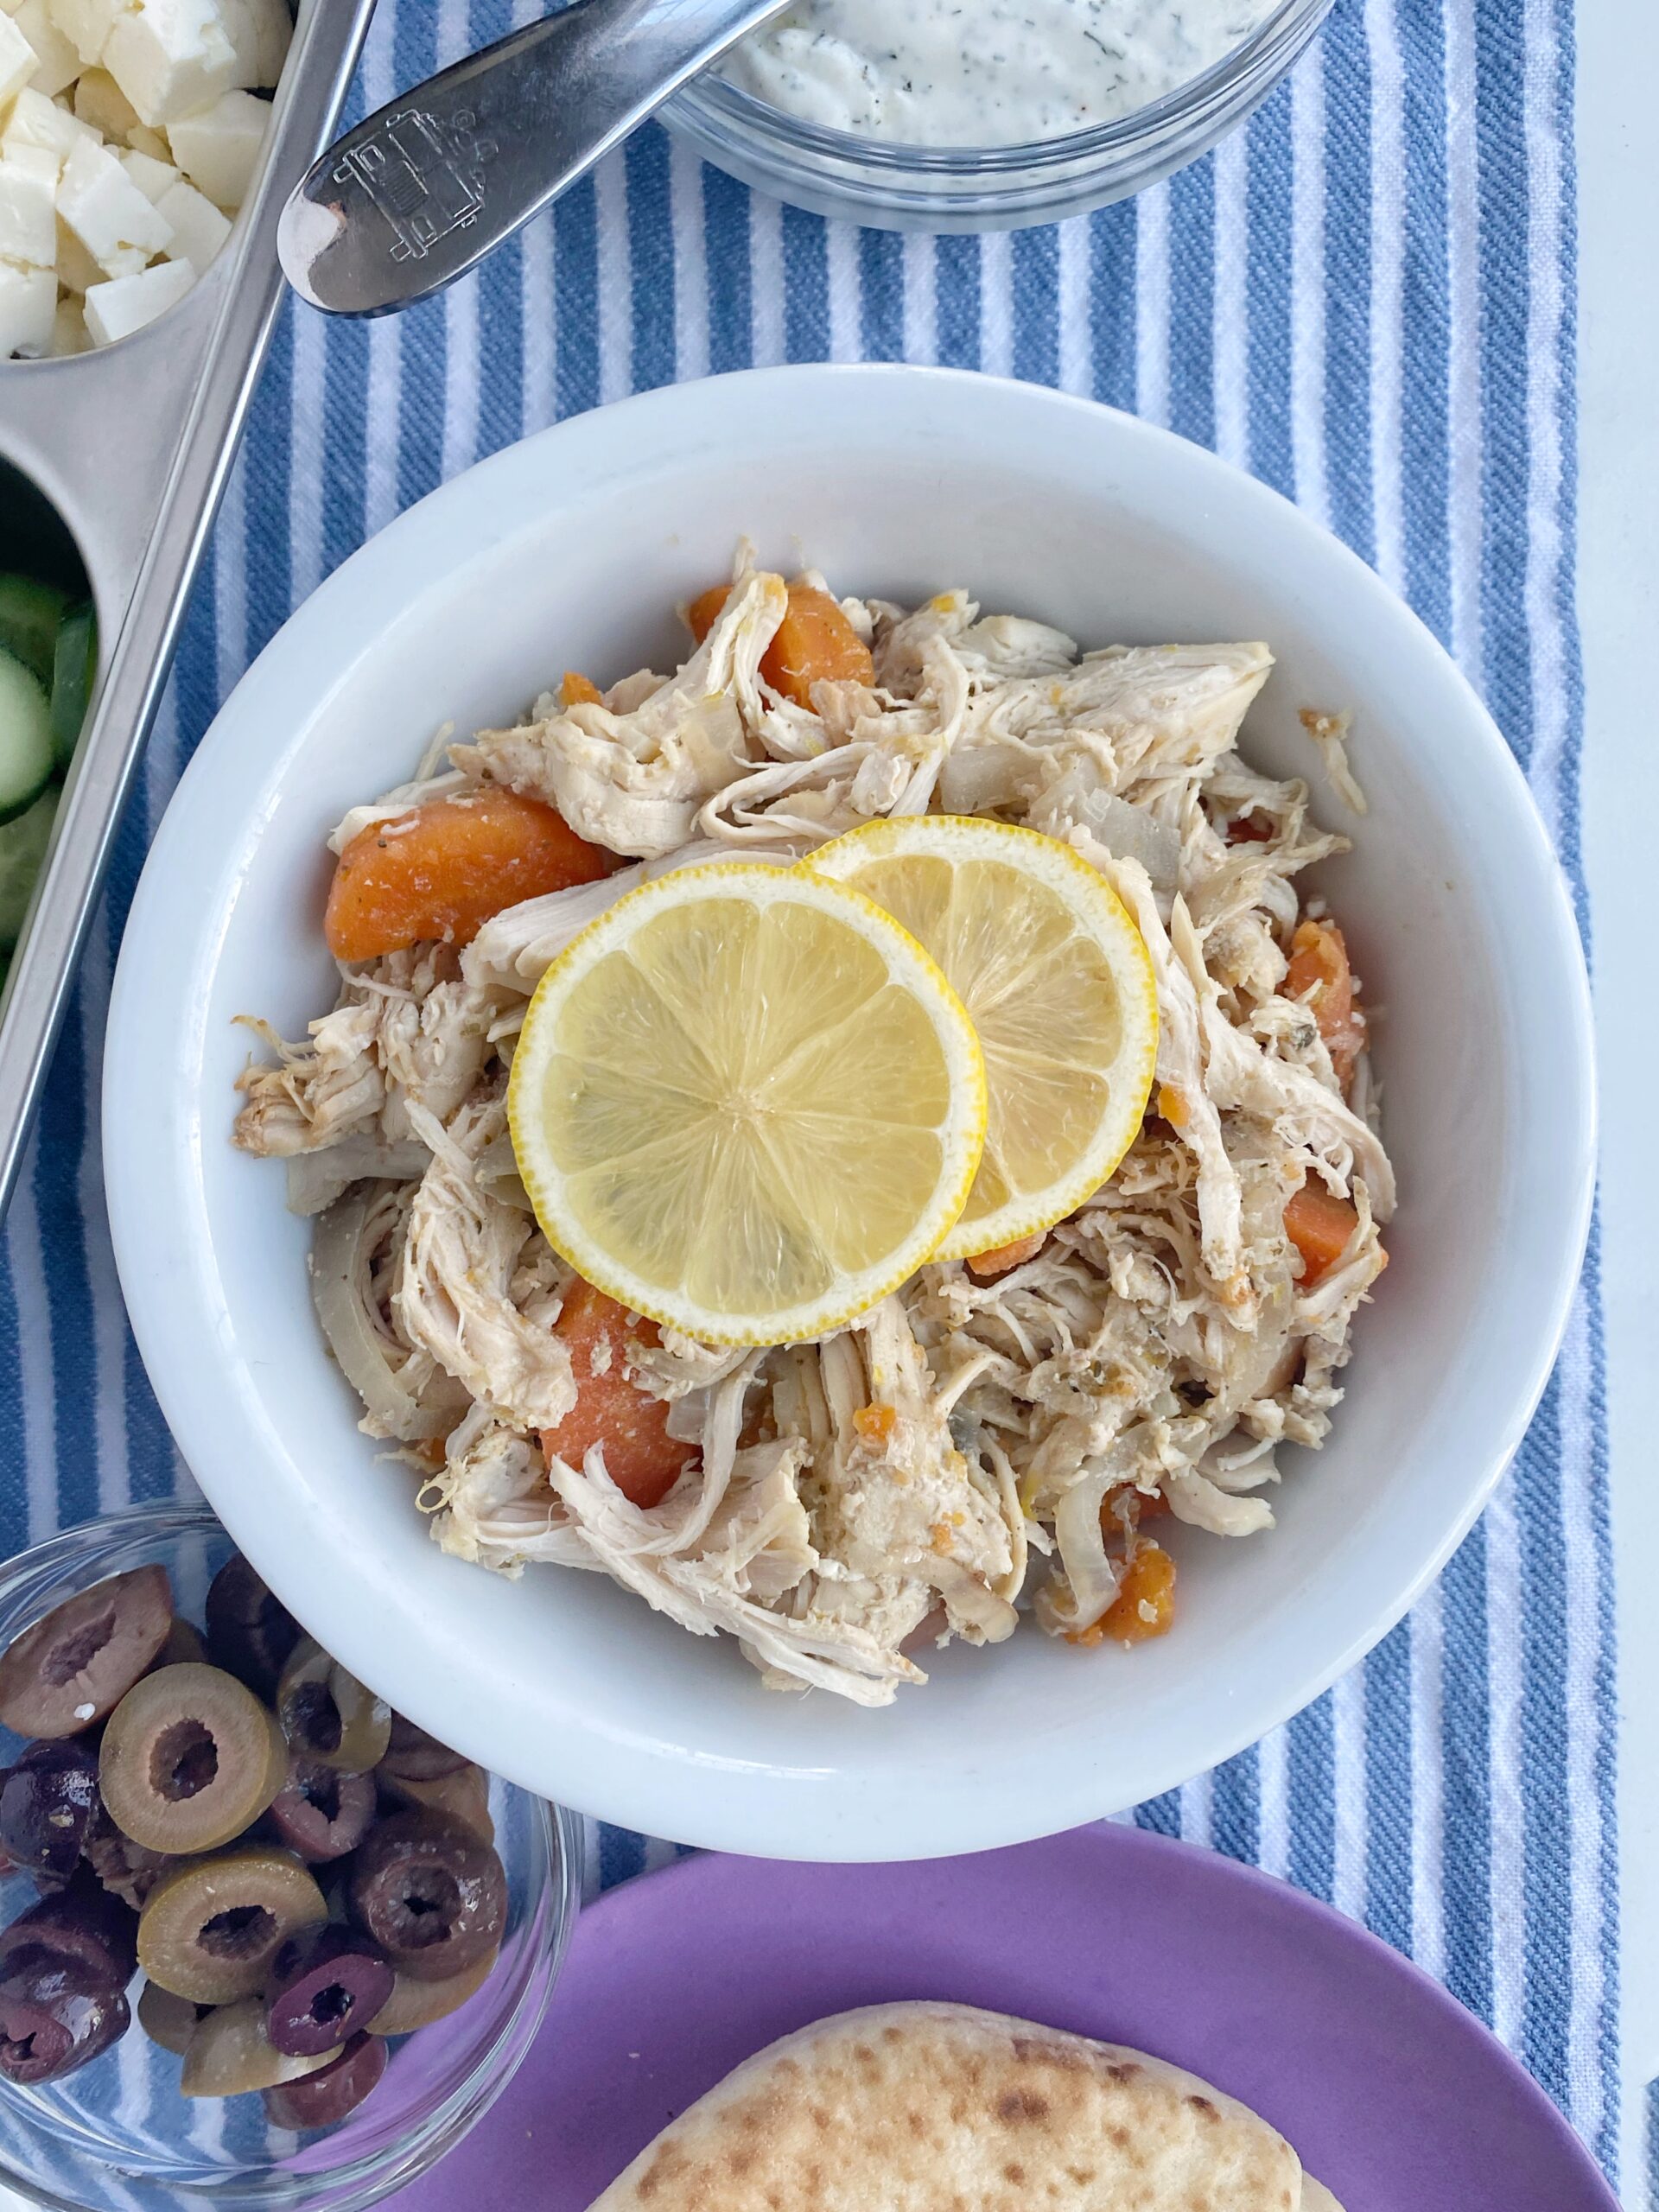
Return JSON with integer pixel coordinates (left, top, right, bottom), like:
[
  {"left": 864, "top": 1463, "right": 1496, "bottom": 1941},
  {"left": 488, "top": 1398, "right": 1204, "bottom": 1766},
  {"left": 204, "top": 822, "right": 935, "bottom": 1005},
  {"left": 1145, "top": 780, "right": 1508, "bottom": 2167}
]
[{"left": 235, "top": 550, "right": 1393, "bottom": 1705}]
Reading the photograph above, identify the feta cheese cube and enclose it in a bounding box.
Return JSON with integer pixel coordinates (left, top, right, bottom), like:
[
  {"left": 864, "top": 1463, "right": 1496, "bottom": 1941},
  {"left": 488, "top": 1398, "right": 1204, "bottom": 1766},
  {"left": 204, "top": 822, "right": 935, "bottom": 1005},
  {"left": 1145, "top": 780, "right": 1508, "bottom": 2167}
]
[
  {"left": 0, "top": 151, "right": 55, "bottom": 264},
  {"left": 74, "top": 65, "right": 142, "bottom": 141},
  {"left": 164, "top": 83, "right": 261, "bottom": 207},
  {"left": 49, "top": 293, "right": 88, "bottom": 352},
  {"left": 0, "top": 12, "right": 40, "bottom": 107},
  {"left": 55, "top": 209, "right": 105, "bottom": 289},
  {"left": 217, "top": 0, "right": 288, "bottom": 88},
  {"left": 104, "top": 0, "right": 249, "bottom": 129},
  {"left": 45, "top": 0, "right": 122, "bottom": 67},
  {"left": 3, "top": 86, "right": 97, "bottom": 162},
  {"left": 82, "top": 249, "right": 192, "bottom": 341},
  {"left": 0, "top": 256, "right": 55, "bottom": 355},
  {"left": 10, "top": 0, "right": 79, "bottom": 96},
  {"left": 155, "top": 169, "right": 224, "bottom": 268},
  {"left": 117, "top": 143, "right": 175, "bottom": 200},
  {"left": 58, "top": 133, "right": 172, "bottom": 274},
  {"left": 125, "top": 119, "right": 168, "bottom": 158}
]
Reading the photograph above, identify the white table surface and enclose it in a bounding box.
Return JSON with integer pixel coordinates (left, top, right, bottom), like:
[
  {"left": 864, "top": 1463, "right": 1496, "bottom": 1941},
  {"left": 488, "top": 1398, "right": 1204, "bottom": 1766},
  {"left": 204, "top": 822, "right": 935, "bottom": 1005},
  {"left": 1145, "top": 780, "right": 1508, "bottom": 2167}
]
[{"left": 1581, "top": 1, "right": 1657, "bottom": 2199}]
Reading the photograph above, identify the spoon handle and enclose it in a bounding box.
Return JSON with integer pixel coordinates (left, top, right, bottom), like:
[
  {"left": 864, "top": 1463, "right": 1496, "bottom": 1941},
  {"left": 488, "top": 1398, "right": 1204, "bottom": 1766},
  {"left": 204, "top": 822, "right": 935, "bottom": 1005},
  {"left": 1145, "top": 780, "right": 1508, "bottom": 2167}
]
[{"left": 278, "top": 0, "right": 786, "bottom": 317}]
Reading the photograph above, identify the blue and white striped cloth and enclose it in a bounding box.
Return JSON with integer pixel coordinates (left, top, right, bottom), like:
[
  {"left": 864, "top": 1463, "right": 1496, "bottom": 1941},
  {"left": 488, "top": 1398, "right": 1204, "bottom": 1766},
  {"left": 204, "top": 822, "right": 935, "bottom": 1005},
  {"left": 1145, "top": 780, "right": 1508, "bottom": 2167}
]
[{"left": 0, "top": 0, "right": 1618, "bottom": 2190}]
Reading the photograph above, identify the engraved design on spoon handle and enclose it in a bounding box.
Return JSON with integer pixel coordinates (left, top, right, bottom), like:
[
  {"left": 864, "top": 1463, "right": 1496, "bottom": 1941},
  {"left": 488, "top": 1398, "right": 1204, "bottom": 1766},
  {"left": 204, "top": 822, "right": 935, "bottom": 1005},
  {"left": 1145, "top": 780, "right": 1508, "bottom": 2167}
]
[{"left": 280, "top": 0, "right": 790, "bottom": 318}]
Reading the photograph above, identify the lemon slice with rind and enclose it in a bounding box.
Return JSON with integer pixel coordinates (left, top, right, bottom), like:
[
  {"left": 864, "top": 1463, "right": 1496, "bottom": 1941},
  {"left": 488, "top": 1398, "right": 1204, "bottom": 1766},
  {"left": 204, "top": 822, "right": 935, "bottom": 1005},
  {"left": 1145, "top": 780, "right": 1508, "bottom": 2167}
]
[
  {"left": 508, "top": 863, "right": 988, "bottom": 1346},
  {"left": 804, "top": 817, "right": 1158, "bottom": 1262}
]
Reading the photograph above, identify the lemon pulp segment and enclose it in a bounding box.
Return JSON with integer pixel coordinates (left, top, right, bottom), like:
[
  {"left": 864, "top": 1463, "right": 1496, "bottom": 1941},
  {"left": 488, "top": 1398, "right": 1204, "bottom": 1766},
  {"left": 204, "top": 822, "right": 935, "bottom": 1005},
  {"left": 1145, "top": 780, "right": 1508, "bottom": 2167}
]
[
  {"left": 804, "top": 817, "right": 1158, "bottom": 1261},
  {"left": 507, "top": 864, "right": 988, "bottom": 1344}
]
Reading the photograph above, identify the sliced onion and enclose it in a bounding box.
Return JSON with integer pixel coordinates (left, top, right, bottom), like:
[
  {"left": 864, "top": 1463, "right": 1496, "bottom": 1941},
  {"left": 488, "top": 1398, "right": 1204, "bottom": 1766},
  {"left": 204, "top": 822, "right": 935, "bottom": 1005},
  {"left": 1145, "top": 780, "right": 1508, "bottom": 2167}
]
[
  {"left": 312, "top": 1187, "right": 462, "bottom": 1441},
  {"left": 285, "top": 1139, "right": 432, "bottom": 1217}
]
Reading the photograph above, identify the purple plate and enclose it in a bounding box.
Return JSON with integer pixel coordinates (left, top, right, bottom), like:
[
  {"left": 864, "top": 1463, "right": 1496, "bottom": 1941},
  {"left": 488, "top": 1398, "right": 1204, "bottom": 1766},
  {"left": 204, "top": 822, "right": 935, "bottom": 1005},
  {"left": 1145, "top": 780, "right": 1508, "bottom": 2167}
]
[{"left": 389, "top": 1825, "right": 1617, "bottom": 2211}]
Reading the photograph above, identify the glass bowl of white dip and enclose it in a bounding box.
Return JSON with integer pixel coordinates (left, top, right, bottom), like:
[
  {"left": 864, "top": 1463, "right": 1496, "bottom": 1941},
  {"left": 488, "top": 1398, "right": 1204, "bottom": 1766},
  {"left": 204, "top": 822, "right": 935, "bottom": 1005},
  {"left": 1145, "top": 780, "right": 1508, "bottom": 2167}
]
[{"left": 665, "top": 0, "right": 1332, "bottom": 232}]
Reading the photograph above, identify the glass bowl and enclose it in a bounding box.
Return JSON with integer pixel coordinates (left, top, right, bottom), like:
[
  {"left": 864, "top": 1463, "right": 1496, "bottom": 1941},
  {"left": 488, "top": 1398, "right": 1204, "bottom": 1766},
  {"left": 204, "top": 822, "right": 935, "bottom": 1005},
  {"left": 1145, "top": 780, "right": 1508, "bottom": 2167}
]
[
  {"left": 0, "top": 1504, "right": 581, "bottom": 2212},
  {"left": 665, "top": 0, "right": 1333, "bottom": 232}
]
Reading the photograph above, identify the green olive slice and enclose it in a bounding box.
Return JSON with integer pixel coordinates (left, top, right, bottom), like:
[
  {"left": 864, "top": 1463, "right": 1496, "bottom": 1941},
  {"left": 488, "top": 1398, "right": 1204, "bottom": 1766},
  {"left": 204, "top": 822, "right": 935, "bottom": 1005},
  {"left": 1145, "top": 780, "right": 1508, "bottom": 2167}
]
[
  {"left": 181, "top": 1998, "right": 333, "bottom": 2098},
  {"left": 99, "top": 1663, "right": 289, "bottom": 1854},
  {"left": 138, "top": 1847, "right": 327, "bottom": 2005},
  {"left": 276, "top": 1639, "right": 391, "bottom": 1775},
  {"left": 136, "top": 1979, "right": 208, "bottom": 2057},
  {"left": 365, "top": 1946, "right": 499, "bottom": 2036}
]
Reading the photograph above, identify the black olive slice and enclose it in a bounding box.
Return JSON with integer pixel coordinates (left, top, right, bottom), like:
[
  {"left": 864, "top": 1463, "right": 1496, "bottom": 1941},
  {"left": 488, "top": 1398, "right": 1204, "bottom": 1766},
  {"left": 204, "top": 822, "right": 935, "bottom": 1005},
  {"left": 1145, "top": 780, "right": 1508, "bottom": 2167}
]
[{"left": 0, "top": 1567, "right": 173, "bottom": 1738}]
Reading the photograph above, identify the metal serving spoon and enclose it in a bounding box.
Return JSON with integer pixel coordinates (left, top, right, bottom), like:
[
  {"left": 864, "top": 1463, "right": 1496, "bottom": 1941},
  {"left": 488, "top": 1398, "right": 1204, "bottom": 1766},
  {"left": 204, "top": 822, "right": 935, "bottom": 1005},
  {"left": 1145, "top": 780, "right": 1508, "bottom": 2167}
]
[{"left": 278, "top": 0, "right": 790, "bottom": 317}]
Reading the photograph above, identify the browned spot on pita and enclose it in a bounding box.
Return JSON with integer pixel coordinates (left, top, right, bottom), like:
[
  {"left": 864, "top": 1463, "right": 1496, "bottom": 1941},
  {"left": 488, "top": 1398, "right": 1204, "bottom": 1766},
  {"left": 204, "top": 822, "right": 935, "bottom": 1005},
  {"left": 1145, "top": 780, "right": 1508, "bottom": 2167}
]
[
  {"left": 810, "top": 2106, "right": 830, "bottom": 2132},
  {"left": 1066, "top": 2168, "right": 1096, "bottom": 2185},
  {"left": 882, "top": 2025, "right": 904, "bottom": 2044},
  {"left": 1002, "top": 2163, "right": 1026, "bottom": 2183},
  {"left": 997, "top": 2088, "right": 1050, "bottom": 2125},
  {"left": 1105, "top": 2060, "right": 1141, "bottom": 2082},
  {"left": 1189, "top": 2094, "right": 1220, "bottom": 2121}
]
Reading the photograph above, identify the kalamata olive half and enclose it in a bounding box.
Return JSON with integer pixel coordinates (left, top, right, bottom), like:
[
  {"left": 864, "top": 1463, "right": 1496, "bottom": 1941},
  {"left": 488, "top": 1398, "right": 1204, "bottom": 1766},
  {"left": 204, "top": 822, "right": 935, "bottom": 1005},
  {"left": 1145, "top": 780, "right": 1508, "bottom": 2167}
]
[
  {"left": 268, "top": 1758, "right": 377, "bottom": 1864},
  {"left": 365, "top": 1946, "right": 498, "bottom": 2036},
  {"left": 378, "top": 1713, "right": 467, "bottom": 1783},
  {"left": 347, "top": 1810, "right": 506, "bottom": 1983},
  {"left": 264, "top": 2031, "right": 386, "bottom": 2129},
  {"left": 265, "top": 1924, "right": 393, "bottom": 2056},
  {"left": 0, "top": 1948, "right": 129, "bottom": 2082},
  {"left": 99, "top": 1664, "right": 289, "bottom": 1854},
  {"left": 276, "top": 1641, "right": 391, "bottom": 1775},
  {"left": 0, "top": 1738, "right": 101, "bottom": 1879},
  {"left": 376, "top": 1760, "right": 493, "bottom": 1843},
  {"left": 0, "top": 1869, "right": 138, "bottom": 1992},
  {"left": 204, "top": 1558, "right": 300, "bottom": 1702},
  {"left": 0, "top": 1567, "right": 173, "bottom": 1738},
  {"left": 180, "top": 1997, "right": 331, "bottom": 2098},
  {"left": 137, "top": 1848, "right": 327, "bottom": 2005},
  {"left": 136, "top": 1978, "right": 210, "bottom": 2056}
]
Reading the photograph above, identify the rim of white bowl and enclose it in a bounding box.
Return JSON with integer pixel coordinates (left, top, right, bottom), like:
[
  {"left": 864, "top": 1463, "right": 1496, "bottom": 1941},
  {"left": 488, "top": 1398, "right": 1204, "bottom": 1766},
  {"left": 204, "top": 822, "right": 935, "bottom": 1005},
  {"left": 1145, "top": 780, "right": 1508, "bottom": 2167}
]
[{"left": 102, "top": 365, "right": 1596, "bottom": 1860}]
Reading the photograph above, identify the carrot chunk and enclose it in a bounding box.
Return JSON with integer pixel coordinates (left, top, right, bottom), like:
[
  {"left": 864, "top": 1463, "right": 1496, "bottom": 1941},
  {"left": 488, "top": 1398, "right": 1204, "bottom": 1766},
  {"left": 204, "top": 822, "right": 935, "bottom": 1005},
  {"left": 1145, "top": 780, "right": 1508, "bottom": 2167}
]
[
  {"left": 688, "top": 578, "right": 875, "bottom": 707},
  {"left": 1285, "top": 917, "right": 1367, "bottom": 1090},
  {"left": 964, "top": 1231, "right": 1047, "bottom": 1281},
  {"left": 539, "top": 1280, "right": 692, "bottom": 1510},
  {"left": 1069, "top": 1544, "right": 1178, "bottom": 1647},
  {"left": 324, "top": 788, "right": 614, "bottom": 963},
  {"left": 560, "top": 671, "right": 603, "bottom": 709},
  {"left": 1283, "top": 1178, "right": 1360, "bottom": 1289}
]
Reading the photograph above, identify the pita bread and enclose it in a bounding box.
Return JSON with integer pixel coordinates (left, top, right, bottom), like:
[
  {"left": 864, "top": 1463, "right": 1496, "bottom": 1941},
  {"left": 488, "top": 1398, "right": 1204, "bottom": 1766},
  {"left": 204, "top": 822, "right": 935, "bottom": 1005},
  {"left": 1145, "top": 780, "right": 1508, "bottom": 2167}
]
[{"left": 588, "top": 2001, "right": 1344, "bottom": 2210}]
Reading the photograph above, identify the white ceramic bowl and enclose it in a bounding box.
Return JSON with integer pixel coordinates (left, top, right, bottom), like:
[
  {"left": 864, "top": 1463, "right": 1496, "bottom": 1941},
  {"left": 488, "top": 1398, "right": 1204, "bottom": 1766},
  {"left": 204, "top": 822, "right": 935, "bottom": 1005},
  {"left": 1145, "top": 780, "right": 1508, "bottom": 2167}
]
[{"left": 105, "top": 366, "right": 1594, "bottom": 1862}]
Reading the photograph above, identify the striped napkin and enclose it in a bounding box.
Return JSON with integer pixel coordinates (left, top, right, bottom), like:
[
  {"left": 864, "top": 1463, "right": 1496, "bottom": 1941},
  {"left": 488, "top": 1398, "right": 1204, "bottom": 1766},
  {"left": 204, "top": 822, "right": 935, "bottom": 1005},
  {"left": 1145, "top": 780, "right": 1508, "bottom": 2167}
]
[{"left": 0, "top": 0, "right": 1616, "bottom": 2190}]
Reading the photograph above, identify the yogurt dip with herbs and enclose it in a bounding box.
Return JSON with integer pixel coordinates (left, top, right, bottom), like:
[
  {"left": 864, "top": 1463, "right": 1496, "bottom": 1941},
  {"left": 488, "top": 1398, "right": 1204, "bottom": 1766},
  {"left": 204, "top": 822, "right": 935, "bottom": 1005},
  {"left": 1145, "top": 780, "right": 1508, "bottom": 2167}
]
[{"left": 721, "top": 0, "right": 1281, "bottom": 147}]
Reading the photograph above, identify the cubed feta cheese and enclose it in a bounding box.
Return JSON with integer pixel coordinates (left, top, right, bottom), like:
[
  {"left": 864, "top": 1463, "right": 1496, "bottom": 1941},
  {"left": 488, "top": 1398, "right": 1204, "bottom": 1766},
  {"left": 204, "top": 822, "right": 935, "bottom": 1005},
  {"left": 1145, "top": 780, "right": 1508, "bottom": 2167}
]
[
  {"left": 104, "top": 0, "right": 249, "bottom": 129},
  {"left": 10, "top": 0, "right": 79, "bottom": 97},
  {"left": 154, "top": 169, "right": 224, "bottom": 268},
  {"left": 0, "top": 152, "right": 56, "bottom": 264},
  {"left": 217, "top": 0, "right": 288, "bottom": 88},
  {"left": 58, "top": 133, "right": 172, "bottom": 274},
  {"left": 44, "top": 0, "right": 122, "bottom": 68},
  {"left": 125, "top": 119, "right": 168, "bottom": 158},
  {"left": 2, "top": 86, "right": 98, "bottom": 162},
  {"left": 49, "top": 292, "right": 88, "bottom": 352},
  {"left": 55, "top": 208, "right": 105, "bottom": 289},
  {"left": 82, "top": 249, "right": 192, "bottom": 341},
  {"left": 0, "top": 12, "right": 40, "bottom": 107},
  {"left": 163, "top": 82, "right": 261, "bottom": 208},
  {"left": 74, "top": 65, "right": 143, "bottom": 141},
  {"left": 0, "top": 256, "right": 55, "bottom": 355},
  {"left": 117, "top": 143, "right": 175, "bottom": 200}
]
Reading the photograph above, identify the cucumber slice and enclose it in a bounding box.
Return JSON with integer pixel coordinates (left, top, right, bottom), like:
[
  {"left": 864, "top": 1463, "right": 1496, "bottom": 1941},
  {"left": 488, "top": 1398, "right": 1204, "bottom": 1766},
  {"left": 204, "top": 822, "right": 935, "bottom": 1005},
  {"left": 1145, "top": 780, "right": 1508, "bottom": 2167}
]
[
  {"left": 49, "top": 602, "right": 96, "bottom": 772},
  {"left": 0, "top": 649, "right": 54, "bottom": 828},
  {"left": 0, "top": 576, "right": 70, "bottom": 689},
  {"left": 0, "top": 784, "right": 59, "bottom": 950}
]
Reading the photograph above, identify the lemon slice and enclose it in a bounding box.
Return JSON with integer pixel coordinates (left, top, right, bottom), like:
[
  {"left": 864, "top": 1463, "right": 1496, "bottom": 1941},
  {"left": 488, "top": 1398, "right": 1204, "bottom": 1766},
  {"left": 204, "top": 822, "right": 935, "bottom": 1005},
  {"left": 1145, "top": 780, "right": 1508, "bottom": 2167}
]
[
  {"left": 507, "top": 863, "right": 987, "bottom": 1346},
  {"left": 805, "top": 817, "right": 1158, "bottom": 1262}
]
